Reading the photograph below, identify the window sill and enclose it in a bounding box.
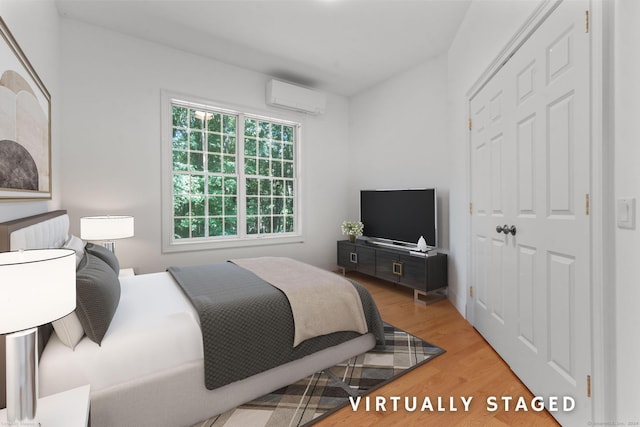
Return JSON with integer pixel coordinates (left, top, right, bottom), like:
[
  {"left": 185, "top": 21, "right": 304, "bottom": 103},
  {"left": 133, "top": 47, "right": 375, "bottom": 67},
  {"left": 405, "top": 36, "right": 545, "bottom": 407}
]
[{"left": 162, "top": 234, "right": 304, "bottom": 253}]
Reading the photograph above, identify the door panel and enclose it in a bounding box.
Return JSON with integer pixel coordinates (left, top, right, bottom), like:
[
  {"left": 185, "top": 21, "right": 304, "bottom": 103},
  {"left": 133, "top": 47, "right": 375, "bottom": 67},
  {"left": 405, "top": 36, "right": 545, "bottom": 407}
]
[{"left": 470, "top": 1, "right": 591, "bottom": 425}]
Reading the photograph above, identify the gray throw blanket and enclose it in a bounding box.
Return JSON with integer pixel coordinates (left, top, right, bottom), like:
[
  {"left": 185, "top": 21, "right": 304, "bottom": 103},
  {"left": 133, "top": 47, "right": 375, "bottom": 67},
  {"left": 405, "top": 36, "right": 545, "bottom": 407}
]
[{"left": 168, "top": 262, "right": 385, "bottom": 390}]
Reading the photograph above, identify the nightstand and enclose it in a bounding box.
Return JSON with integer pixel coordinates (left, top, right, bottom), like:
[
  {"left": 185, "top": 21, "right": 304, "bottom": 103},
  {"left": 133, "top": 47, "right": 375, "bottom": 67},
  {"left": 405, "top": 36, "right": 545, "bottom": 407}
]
[
  {"left": 119, "top": 267, "right": 135, "bottom": 277},
  {"left": 0, "top": 384, "right": 90, "bottom": 427}
]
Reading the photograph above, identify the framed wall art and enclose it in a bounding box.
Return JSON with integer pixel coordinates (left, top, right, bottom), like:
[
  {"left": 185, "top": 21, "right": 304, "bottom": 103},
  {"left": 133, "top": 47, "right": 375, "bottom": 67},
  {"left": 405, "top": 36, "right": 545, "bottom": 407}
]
[{"left": 0, "top": 17, "right": 51, "bottom": 201}]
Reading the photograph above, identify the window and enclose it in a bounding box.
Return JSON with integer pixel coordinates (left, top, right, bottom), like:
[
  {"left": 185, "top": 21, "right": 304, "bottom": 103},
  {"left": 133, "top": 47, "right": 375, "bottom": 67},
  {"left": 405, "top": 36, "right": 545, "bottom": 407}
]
[{"left": 162, "top": 93, "right": 301, "bottom": 252}]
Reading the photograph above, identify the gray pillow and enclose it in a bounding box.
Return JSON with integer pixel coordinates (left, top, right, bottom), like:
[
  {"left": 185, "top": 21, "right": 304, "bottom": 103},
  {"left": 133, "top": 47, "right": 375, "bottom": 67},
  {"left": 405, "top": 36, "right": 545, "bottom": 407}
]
[
  {"left": 75, "top": 252, "right": 121, "bottom": 344},
  {"left": 85, "top": 242, "right": 120, "bottom": 275}
]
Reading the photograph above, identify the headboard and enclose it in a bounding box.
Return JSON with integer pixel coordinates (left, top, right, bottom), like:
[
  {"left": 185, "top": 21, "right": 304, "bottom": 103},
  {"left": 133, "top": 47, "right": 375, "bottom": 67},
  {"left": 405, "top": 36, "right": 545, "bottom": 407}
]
[{"left": 0, "top": 210, "right": 69, "bottom": 410}]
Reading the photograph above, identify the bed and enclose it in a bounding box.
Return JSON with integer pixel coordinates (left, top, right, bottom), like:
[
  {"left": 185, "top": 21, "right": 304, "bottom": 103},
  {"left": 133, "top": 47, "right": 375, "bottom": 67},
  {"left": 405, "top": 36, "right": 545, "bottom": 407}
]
[{"left": 0, "top": 210, "right": 384, "bottom": 426}]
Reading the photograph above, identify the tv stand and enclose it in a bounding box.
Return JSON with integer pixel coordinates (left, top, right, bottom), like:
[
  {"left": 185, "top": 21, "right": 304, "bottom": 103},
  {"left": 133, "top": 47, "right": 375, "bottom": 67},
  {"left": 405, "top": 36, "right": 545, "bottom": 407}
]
[{"left": 337, "top": 239, "right": 447, "bottom": 304}]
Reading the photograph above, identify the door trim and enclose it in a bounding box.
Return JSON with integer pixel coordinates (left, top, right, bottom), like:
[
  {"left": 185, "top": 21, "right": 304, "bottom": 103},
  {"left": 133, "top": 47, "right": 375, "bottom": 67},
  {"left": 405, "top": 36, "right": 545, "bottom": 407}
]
[{"left": 463, "top": 0, "right": 613, "bottom": 423}]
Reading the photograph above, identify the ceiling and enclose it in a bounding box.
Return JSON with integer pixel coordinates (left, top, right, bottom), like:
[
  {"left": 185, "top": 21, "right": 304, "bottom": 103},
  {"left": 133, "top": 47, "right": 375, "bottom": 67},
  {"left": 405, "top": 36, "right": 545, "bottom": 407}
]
[{"left": 56, "top": 0, "right": 471, "bottom": 97}]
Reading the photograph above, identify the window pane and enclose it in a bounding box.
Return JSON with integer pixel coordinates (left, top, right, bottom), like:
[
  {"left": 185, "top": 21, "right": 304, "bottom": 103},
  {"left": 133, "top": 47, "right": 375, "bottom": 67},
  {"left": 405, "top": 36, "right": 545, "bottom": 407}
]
[
  {"left": 283, "top": 126, "right": 294, "bottom": 142},
  {"left": 271, "top": 160, "right": 282, "bottom": 177},
  {"left": 189, "top": 109, "right": 204, "bottom": 129},
  {"left": 273, "top": 216, "right": 284, "bottom": 233},
  {"left": 174, "top": 218, "right": 190, "bottom": 239},
  {"left": 259, "top": 179, "right": 271, "bottom": 196},
  {"left": 209, "top": 196, "right": 222, "bottom": 215},
  {"left": 173, "top": 106, "right": 188, "bottom": 128},
  {"left": 224, "top": 218, "right": 237, "bottom": 235},
  {"left": 191, "top": 175, "right": 205, "bottom": 193},
  {"left": 260, "top": 197, "right": 272, "bottom": 215},
  {"left": 244, "top": 138, "right": 257, "bottom": 156},
  {"left": 173, "top": 150, "right": 188, "bottom": 171},
  {"left": 247, "top": 197, "right": 258, "bottom": 215},
  {"left": 190, "top": 131, "right": 203, "bottom": 151},
  {"left": 173, "top": 173, "right": 190, "bottom": 195},
  {"left": 207, "top": 113, "right": 221, "bottom": 132},
  {"left": 208, "top": 154, "right": 222, "bottom": 173},
  {"left": 285, "top": 216, "right": 294, "bottom": 232},
  {"left": 190, "top": 152, "right": 204, "bottom": 172},
  {"left": 258, "top": 139, "right": 270, "bottom": 158},
  {"left": 223, "top": 136, "right": 236, "bottom": 154},
  {"left": 283, "top": 162, "right": 294, "bottom": 178},
  {"left": 191, "top": 196, "right": 205, "bottom": 216},
  {"left": 223, "top": 156, "right": 236, "bottom": 174},
  {"left": 246, "top": 178, "right": 258, "bottom": 195},
  {"left": 245, "top": 158, "right": 256, "bottom": 175},
  {"left": 259, "top": 121, "right": 270, "bottom": 138},
  {"left": 223, "top": 115, "right": 236, "bottom": 134},
  {"left": 191, "top": 218, "right": 205, "bottom": 238},
  {"left": 245, "top": 119, "right": 257, "bottom": 137},
  {"left": 273, "top": 197, "right": 284, "bottom": 213},
  {"left": 271, "top": 124, "right": 282, "bottom": 140},
  {"left": 207, "top": 133, "right": 221, "bottom": 153},
  {"left": 246, "top": 216, "right": 259, "bottom": 234},
  {"left": 260, "top": 217, "right": 272, "bottom": 233},
  {"left": 273, "top": 180, "right": 285, "bottom": 196},
  {"left": 209, "top": 218, "right": 223, "bottom": 237},
  {"left": 271, "top": 142, "right": 282, "bottom": 159},
  {"left": 208, "top": 176, "right": 223, "bottom": 194},
  {"left": 283, "top": 143, "right": 294, "bottom": 161},
  {"left": 224, "top": 196, "right": 237, "bottom": 216},
  {"left": 223, "top": 177, "right": 237, "bottom": 194},
  {"left": 285, "top": 180, "right": 294, "bottom": 196},
  {"left": 173, "top": 128, "right": 188, "bottom": 150},
  {"left": 174, "top": 196, "right": 189, "bottom": 216},
  {"left": 258, "top": 159, "right": 270, "bottom": 176}
]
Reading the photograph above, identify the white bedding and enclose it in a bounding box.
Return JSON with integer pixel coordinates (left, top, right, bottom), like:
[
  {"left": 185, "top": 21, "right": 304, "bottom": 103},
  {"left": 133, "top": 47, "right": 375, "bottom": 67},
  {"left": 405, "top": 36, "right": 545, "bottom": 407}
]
[
  {"left": 39, "top": 270, "right": 376, "bottom": 427},
  {"left": 39, "top": 272, "right": 203, "bottom": 396}
]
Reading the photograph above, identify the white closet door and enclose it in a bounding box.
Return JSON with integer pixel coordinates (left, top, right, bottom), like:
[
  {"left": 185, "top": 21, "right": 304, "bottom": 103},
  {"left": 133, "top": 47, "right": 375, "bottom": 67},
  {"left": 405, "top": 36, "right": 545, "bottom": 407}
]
[{"left": 470, "top": 1, "right": 591, "bottom": 424}]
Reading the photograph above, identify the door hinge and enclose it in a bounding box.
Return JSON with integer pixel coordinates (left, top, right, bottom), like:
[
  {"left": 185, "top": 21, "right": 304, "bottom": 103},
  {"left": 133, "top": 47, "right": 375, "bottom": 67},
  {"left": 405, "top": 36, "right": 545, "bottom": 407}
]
[
  {"left": 470, "top": 286, "right": 474, "bottom": 298},
  {"left": 585, "top": 10, "right": 590, "bottom": 33},
  {"left": 468, "top": 118, "right": 472, "bottom": 130},
  {"left": 587, "top": 375, "right": 592, "bottom": 398},
  {"left": 469, "top": 202, "right": 473, "bottom": 215},
  {"left": 586, "top": 194, "right": 590, "bottom": 215}
]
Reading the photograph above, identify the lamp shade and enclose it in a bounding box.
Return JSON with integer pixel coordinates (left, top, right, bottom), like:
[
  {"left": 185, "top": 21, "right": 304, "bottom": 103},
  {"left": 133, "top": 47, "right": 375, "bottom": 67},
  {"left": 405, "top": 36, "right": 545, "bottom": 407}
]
[
  {"left": 0, "top": 248, "right": 76, "bottom": 334},
  {"left": 80, "top": 215, "right": 135, "bottom": 240}
]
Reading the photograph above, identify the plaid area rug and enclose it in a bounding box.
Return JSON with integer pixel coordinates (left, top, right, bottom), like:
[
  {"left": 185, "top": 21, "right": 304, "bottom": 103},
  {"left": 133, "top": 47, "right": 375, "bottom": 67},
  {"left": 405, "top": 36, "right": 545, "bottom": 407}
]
[{"left": 193, "top": 324, "right": 445, "bottom": 427}]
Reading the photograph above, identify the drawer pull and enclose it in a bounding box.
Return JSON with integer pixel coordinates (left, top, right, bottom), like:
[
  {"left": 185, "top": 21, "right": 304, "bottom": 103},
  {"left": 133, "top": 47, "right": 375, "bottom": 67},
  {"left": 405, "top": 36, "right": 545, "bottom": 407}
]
[
  {"left": 350, "top": 252, "right": 358, "bottom": 264},
  {"left": 392, "top": 262, "right": 403, "bottom": 276}
]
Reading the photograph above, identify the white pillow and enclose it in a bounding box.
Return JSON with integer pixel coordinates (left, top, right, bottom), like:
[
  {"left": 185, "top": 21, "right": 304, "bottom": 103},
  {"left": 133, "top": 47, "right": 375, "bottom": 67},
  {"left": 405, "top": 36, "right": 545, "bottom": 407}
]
[
  {"left": 52, "top": 312, "right": 85, "bottom": 349},
  {"left": 63, "top": 234, "right": 85, "bottom": 268}
]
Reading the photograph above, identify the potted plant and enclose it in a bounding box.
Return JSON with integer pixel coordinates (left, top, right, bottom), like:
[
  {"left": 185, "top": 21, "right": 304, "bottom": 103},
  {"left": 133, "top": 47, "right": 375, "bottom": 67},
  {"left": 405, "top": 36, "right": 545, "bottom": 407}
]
[{"left": 341, "top": 221, "right": 364, "bottom": 243}]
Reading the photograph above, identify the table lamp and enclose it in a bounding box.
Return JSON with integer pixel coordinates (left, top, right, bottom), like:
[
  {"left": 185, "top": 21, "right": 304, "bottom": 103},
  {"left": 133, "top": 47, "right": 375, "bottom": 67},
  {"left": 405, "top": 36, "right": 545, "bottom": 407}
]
[
  {"left": 0, "top": 248, "right": 76, "bottom": 425},
  {"left": 80, "top": 215, "right": 134, "bottom": 253}
]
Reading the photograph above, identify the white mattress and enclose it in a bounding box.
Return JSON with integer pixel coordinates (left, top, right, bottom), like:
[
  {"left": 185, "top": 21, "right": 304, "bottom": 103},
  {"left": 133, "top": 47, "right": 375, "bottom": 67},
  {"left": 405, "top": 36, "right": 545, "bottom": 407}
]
[{"left": 39, "top": 272, "right": 203, "bottom": 396}]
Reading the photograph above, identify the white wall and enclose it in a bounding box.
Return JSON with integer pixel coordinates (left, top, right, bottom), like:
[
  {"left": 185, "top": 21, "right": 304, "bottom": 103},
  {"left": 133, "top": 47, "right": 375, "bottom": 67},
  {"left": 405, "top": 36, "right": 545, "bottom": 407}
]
[
  {"left": 446, "top": 0, "right": 544, "bottom": 314},
  {"left": 613, "top": 0, "right": 640, "bottom": 419},
  {"left": 348, "top": 55, "right": 449, "bottom": 200},
  {"left": 0, "top": 0, "right": 61, "bottom": 222},
  {"left": 59, "top": 19, "right": 351, "bottom": 274}
]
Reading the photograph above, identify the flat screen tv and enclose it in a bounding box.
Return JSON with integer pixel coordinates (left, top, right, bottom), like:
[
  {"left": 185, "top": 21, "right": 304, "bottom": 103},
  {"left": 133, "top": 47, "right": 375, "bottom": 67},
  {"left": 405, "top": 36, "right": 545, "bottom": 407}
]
[{"left": 360, "top": 188, "right": 437, "bottom": 249}]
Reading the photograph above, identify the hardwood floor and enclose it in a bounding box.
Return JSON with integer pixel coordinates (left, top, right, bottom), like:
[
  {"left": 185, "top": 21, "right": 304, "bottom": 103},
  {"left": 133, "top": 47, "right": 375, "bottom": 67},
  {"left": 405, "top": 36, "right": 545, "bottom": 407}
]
[{"left": 316, "top": 272, "right": 560, "bottom": 427}]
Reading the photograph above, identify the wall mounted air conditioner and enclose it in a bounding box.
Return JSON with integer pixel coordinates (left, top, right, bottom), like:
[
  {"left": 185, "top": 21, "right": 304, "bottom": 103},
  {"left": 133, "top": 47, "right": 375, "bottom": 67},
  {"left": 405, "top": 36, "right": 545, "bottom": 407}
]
[{"left": 266, "top": 79, "right": 326, "bottom": 115}]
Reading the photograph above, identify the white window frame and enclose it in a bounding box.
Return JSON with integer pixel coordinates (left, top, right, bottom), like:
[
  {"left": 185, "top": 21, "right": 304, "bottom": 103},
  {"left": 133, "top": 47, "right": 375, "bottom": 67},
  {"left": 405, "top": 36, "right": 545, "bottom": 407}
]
[{"left": 161, "top": 90, "right": 303, "bottom": 253}]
